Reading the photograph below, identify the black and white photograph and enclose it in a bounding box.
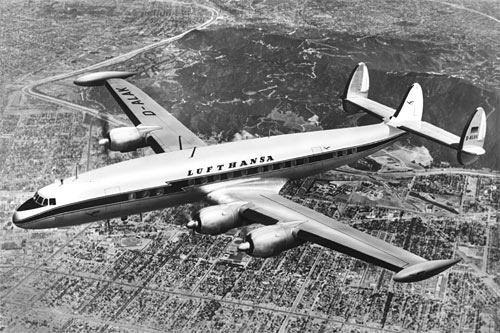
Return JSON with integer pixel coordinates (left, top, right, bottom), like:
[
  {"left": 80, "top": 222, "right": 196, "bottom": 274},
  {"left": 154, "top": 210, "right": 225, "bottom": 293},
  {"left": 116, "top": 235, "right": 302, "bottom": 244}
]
[{"left": 0, "top": 0, "right": 499, "bottom": 332}]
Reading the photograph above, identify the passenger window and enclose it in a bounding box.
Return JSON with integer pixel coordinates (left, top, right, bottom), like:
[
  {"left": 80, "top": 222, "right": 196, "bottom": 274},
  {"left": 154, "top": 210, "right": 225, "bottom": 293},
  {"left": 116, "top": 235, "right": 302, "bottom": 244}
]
[
  {"left": 207, "top": 175, "right": 214, "bottom": 183},
  {"left": 347, "top": 148, "right": 353, "bottom": 155},
  {"left": 296, "top": 158, "right": 304, "bottom": 165},
  {"left": 214, "top": 174, "right": 221, "bottom": 181},
  {"left": 284, "top": 161, "right": 291, "bottom": 168},
  {"left": 221, "top": 173, "right": 228, "bottom": 180},
  {"left": 201, "top": 177, "right": 208, "bottom": 184},
  {"left": 188, "top": 179, "right": 195, "bottom": 186},
  {"left": 233, "top": 170, "right": 242, "bottom": 178},
  {"left": 128, "top": 193, "right": 136, "bottom": 200},
  {"left": 338, "top": 151, "right": 343, "bottom": 157},
  {"left": 241, "top": 169, "right": 247, "bottom": 176},
  {"left": 157, "top": 188, "right": 164, "bottom": 196},
  {"left": 272, "top": 163, "right": 280, "bottom": 171},
  {"left": 142, "top": 191, "right": 150, "bottom": 198},
  {"left": 247, "top": 168, "right": 257, "bottom": 175},
  {"left": 49, "top": 198, "right": 56, "bottom": 205}
]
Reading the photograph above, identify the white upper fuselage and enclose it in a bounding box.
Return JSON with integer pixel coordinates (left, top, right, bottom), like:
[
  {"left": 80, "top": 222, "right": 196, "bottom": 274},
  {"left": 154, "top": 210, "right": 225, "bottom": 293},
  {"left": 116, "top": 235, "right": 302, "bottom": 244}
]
[{"left": 13, "top": 123, "right": 405, "bottom": 229}]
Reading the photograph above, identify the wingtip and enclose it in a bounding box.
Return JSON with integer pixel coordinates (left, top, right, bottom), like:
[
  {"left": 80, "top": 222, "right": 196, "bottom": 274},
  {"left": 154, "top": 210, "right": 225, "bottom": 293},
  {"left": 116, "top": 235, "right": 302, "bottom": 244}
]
[
  {"left": 393, "top": 258, "right": 461, "bottom": 283},
  {"left": 74, "top": 71, "right": 137, "bottom": 86}
]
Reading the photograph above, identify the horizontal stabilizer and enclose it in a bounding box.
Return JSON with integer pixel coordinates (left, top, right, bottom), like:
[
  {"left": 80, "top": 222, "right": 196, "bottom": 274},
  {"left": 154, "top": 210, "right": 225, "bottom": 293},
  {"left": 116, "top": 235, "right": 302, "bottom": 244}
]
[
  {"left": 388, "top": 103, "right": 487, "bottom": 165},
  {"left": 393, "top": 258, "right": 461, "bottom": 282},
  {"left": 74, "top": 71, "right": 136, "bottom": 86}
]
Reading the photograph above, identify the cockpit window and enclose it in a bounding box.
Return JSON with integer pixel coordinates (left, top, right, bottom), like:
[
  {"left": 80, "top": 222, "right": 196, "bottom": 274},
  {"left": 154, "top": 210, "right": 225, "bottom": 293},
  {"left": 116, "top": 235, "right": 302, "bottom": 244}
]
[
  {"left": 35, "top": 195, "right": 44, "bottom": 205},
  {"left": 32, "top": 192, "right": 57, "bottom": 207}
]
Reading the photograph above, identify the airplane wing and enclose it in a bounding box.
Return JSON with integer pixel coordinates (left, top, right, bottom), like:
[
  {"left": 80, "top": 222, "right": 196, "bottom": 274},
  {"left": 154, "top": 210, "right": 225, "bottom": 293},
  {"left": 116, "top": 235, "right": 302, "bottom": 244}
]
[
  {"left": 74, "top": 71, "right": 206, "bottom": 154},
  {"left": 105, "top": 79, "right": 206, "bottom": 153},
  {"left": 208, "top": 187, "right": 460, "bottom": 282}
]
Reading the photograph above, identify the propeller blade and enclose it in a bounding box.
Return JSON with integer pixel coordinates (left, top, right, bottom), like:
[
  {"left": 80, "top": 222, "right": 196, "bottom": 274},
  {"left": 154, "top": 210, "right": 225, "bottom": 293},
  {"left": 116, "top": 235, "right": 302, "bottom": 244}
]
[{"left": 98, "top": 114, "right": 110, "bottom": 155}]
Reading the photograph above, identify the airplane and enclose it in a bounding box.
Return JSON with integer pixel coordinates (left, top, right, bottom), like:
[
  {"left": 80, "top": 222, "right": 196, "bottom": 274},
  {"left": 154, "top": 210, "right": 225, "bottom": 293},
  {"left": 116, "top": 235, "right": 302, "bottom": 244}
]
[{"left": 13, "top": 63, "right": 487, "bottom": 283}]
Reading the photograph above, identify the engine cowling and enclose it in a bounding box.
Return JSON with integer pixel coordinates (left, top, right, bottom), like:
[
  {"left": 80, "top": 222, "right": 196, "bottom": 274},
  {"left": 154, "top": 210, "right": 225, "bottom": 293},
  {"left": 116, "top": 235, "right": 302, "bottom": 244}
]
[
  {"left": 99, "top": 125, "right": 161, "bottom": 152},
  {"left": 187, "top": 203, "right": 246, "bottom": 235},
  {"left": 238, "top": 223, "right": 303, "bottom": 258}
]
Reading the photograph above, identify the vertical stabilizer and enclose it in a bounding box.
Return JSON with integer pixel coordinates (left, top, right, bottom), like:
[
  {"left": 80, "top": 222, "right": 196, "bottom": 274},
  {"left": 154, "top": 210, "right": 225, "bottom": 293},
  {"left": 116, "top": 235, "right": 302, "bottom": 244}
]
[
  {"left": 342, "top": 62, "right": 370, "bottom": 113},
  {"left": 457, "top": 107, "right": 486, "bottom": 165},
  {"left": 391, "top": 83, "right": 423, "bottom": 123}
]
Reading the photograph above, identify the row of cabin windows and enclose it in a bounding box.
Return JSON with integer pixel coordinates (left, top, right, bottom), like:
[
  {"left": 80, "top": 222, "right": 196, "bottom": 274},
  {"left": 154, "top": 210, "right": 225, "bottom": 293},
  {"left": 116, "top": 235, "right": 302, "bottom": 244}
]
[
  {"left": 125, "top": 147, "right": 358, "bottom": 201},
  {"left": 128, "top": 186, "right": 171, "bottom": 201},
  {"left": 33, "top": 192, "right": 56, "bottom": 206}
]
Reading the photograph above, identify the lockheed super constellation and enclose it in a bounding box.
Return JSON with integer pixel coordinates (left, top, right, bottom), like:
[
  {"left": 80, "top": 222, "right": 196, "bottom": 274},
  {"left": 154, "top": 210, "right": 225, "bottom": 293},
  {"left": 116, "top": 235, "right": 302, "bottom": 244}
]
[{"left": 13, "top": 63, "right": 487, "bottom": 282}]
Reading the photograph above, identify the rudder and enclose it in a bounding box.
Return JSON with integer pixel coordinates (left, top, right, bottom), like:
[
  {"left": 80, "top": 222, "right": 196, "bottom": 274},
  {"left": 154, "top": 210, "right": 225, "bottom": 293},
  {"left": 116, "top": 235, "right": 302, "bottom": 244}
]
[
  {"left": 342, "top": 62, "right": 369, "bottom": 113},
  {"left": 457, "top": 107, "right": 486, "bottom": 165}
]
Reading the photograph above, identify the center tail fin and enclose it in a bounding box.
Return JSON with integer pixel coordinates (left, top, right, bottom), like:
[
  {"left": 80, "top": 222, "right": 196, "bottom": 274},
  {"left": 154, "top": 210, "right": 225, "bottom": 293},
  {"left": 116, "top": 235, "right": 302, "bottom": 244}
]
[{"left": 392, "top": 83, "right": 423, "bottom": 123}]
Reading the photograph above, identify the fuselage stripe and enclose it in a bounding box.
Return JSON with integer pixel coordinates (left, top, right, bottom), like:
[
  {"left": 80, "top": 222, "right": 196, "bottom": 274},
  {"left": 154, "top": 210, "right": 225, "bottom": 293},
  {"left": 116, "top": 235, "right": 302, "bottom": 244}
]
[{"left": 17, "top": 133, "right": 404, "bottom": 225}]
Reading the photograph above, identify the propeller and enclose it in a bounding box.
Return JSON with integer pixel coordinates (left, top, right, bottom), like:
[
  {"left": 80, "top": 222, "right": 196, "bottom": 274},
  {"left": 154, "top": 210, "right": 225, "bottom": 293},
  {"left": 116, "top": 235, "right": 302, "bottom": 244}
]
[
  {"left": 183, "top": 210, "right": 198, "bottom": 236},
  {"left": 97, "top": 114, "right": 111, "bottom": 154},
  {"left": 237, "top": 224, "right": 251, "bottom": 252}
]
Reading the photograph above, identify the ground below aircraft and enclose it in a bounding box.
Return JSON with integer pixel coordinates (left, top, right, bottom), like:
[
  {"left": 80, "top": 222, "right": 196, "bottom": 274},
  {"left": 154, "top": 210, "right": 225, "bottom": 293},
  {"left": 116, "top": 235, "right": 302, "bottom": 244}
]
[{"left": 13, "top": 63, "right": 487, "bottom": 283}]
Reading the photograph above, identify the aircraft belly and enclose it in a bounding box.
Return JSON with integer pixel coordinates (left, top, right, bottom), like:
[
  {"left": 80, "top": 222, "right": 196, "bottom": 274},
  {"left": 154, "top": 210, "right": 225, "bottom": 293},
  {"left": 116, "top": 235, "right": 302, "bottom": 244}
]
[
  {"left": 117, "top": 192, "right": 195, "bottom": 217},
  {"left": 24, "top": 216, "right": 56, "bottom": 229}
]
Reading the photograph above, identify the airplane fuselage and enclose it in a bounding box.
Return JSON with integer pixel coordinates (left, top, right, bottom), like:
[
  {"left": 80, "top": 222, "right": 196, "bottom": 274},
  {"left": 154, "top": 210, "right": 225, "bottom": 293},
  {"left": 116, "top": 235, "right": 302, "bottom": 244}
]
[{"left": 13, "top": 123, "right": 405, "bottom": 229}]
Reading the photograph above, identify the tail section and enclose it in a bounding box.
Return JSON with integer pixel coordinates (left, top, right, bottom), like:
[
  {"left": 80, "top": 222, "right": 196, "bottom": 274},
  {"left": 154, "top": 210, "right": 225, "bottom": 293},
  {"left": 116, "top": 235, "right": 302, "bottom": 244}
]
[
  {"left": 341, "top": 62, "right": 487, "bottom": 166},
  {"left": 457, "top": 107, "right": 486, "bottom": 165}
]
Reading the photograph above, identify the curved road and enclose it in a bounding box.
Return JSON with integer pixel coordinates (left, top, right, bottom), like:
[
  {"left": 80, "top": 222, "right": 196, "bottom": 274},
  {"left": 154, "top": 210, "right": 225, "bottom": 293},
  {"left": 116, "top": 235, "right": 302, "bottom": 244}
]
[
  {"left": 21, "top": 2, "right": 219, "bottom": 126},
  {"left": 1, "top": 0, "right": 219, "bottom": 302}
]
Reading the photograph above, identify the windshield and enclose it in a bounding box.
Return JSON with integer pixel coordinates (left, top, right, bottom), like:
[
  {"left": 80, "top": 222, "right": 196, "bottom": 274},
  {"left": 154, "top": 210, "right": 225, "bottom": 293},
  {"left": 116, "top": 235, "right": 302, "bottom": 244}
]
[{"left": 33, "top": 192, "right": 56, "bottom": 206}]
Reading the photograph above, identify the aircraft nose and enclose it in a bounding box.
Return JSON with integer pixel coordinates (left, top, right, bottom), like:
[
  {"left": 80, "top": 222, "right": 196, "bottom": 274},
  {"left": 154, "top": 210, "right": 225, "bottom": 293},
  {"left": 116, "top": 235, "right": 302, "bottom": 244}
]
[
  {"left": 12, "top": 197, "right": 38, "bottom": 229},
  {"left": 12, "top": 210, "right": 27, "bottom": 228}
]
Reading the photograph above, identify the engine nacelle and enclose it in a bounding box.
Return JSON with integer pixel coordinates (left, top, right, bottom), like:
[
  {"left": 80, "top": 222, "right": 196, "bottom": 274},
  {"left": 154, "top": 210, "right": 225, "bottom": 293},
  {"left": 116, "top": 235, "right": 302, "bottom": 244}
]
[
  {"left": 238, "top": 223, "right": 303, "bottom": 258},
  {"left": 187, "top": 202, "right": 247, "bottom": 235},
  {"left": 100, "top": 125, "right": 161, "bottom": 152}
]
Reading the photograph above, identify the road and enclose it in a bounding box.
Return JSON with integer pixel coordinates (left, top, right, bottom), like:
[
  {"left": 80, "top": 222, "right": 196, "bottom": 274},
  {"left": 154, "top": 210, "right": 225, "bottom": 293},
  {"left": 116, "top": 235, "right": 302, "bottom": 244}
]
[
  {"left": 338, "top": 165, "right": 499, "bottom": 179},
  {"left": 21, "top": 1, "right": 220, "bottom": 127},
  {"left": 428, "top": 0, "right": 500, "bottom": 25}
]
